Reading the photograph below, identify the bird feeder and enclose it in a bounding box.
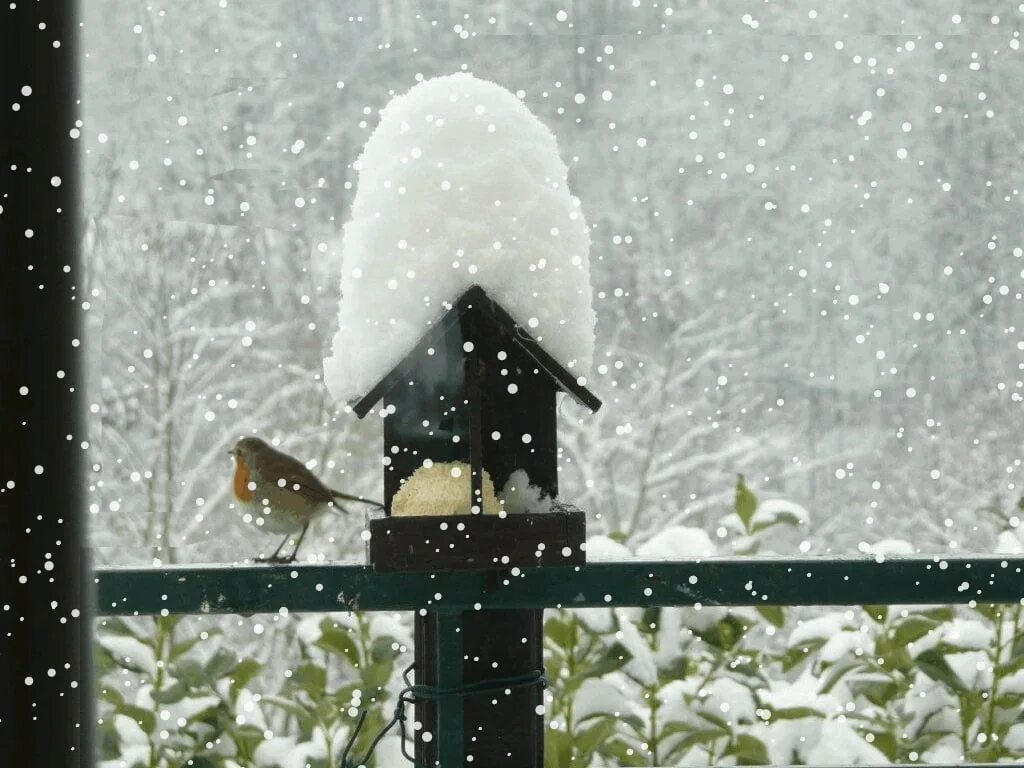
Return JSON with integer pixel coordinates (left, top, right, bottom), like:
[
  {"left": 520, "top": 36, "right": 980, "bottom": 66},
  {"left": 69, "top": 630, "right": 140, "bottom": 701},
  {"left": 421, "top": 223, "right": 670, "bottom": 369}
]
[{"left": 352, "top": 284, "right": 601, "bottom": 766}]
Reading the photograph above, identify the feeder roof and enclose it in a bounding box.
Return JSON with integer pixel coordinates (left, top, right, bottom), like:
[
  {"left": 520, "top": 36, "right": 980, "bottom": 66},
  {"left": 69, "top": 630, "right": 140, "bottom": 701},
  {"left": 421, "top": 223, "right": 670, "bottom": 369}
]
[{"left": 351, "top": 285, "right": 601, "bottom": 418}]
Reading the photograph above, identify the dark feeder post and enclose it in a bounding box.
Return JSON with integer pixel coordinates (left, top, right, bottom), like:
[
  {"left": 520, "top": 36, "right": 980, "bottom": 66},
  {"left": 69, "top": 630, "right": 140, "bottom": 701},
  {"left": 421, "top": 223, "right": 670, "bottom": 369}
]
[{"left": 353, "top": 285, "right": 601, "bottom": 766}]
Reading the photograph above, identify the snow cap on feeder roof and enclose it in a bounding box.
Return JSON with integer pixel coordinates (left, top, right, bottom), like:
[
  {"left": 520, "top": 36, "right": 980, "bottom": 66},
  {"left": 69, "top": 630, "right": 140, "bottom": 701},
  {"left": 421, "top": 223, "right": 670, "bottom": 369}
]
[{"left": 323, "top": 72, "right": 595, "bottom": 406}]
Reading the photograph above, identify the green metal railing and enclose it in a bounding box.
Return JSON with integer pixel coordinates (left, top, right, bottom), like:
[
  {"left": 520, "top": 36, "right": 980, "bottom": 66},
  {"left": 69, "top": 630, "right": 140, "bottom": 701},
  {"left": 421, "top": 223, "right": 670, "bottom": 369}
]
[{"left": 95, "top": 557, "right": 1024, "bottom": 767}]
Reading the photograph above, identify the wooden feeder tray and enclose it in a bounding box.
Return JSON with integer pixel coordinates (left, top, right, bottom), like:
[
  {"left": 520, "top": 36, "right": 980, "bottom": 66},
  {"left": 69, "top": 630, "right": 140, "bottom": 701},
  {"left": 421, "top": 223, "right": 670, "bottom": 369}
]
[{"left": 369, "top": 507, "right": 586, "bottom": 573}]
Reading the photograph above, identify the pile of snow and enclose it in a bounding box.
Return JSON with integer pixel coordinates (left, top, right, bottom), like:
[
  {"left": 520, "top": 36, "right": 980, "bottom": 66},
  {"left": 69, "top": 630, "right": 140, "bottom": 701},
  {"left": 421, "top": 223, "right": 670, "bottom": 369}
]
[
  {"left": 863, "top": 538, "right": 916, "bottom": 557},
  {"left": 635, "top": 525, "right": 716, "bottom": 559},
  {"left": 584, "top": 534, "right": 633, "bottom": 562},
  {"left": 499, "top": 469, "right": 552, "bottom": 514},
  {"left": 323, "top": 73, "right": 595, "bottom": 403}
]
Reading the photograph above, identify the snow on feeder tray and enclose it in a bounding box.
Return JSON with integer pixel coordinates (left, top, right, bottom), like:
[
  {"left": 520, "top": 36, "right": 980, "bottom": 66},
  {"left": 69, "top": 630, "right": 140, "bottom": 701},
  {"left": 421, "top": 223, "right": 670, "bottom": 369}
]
[{"left": 352, "top": 284, "right": 599, "bottom": 573}]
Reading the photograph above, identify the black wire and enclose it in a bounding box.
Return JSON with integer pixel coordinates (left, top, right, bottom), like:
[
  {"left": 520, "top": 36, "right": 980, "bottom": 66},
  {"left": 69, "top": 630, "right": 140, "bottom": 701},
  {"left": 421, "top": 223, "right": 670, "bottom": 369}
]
[
  {"left": 340, "top": 665, "right": 548, "bottom": 767},
  {"left": 338, "top": 708, "right": 367, "bottom": 767}
]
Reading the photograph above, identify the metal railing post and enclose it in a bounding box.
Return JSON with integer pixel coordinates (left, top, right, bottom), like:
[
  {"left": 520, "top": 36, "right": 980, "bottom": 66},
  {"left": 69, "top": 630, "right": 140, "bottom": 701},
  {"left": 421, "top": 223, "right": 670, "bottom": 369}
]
[{"left": 435, "top": 611, "right": 464, "bottom": 765}]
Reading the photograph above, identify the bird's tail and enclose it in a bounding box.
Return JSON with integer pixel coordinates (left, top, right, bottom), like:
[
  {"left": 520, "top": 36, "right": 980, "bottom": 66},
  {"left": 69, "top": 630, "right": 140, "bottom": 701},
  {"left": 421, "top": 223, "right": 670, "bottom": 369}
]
[{"left": 329, "top": 489, "right": 385, "bottom": 509}]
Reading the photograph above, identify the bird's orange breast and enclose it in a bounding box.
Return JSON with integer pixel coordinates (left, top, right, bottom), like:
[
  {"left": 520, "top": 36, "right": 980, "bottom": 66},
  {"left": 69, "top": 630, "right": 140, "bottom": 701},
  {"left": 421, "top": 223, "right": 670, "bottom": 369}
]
[{"left": 233, "top": 458, "right": 254, "bottom": 502}]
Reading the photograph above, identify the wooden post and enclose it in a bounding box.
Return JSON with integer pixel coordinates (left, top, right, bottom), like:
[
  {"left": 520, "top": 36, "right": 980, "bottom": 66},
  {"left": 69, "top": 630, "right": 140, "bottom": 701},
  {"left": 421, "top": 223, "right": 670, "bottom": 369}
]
[{"left": 1, "top": 1, "right": 94, "bottom": 763}]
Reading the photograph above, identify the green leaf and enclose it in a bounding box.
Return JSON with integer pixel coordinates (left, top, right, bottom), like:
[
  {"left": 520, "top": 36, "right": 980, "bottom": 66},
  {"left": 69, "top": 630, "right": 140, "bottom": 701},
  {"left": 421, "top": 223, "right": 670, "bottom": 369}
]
[
  {"left": 751, "top": 510, "right": 804, "bottom": 533},
  {"left": 227, "top": 723, "right": 265, "bottom": 761},
  {"left": 292, "top": 662, "right": 326, "bottom": 699},
  {"left": 890, "top": 616, "right": 940, "bottom": 648},
  {"left": 151, "top": 681, "right": 188, "bottom": 705},
  {"left": 779, "top": 637, "right": 826, "bottom": 672},
  {"left": 820, "top": 661, "right": 863, "bottom": 693},
  {"left": 849, "top": 678, "right": 900, "bottom": 707},
  {"left": 697, "top": 614, "right": 748, "bottom": 651},
  {"left": 725, "top": 733, "right": 769, "bottom": 765},
  {"left": 370, "top": 635, "right": 400, "bottom": 666},
  {"left": 1010, "top": 632, "right": 1024, "bottom": 662},
  {"left": 96, "top": 617, "right": 147, "bottom": 640},
  {"left": 770, "top": 706, "right": 824, "bottom": 720},
  {"left": 315, "top": 619, "right": 360, "bottom": 667},
  {"left": 915, "top": 650, "right": 966, "bottom": 693},
  {"left": 735, "top": 475, "right": 758, "bottom": 532},
  {"left": 262, "top": 694, "right": 310, "bottom": 721},
  {"left": 599, "top": 737, "right": 649, "bottom": 766},
  {"left": 862, "top": 605, "right": 888, "bottom": 624},
  {"left": 175, "top": 659, "right": 205, "bottom": 688},
  {"left": 117, "top": 702, "right": 156, "bottom": 734},
  {"left": 171, "top": 628, "right": 219, "bottom": 660},
  {"left": 919, "top": 607, "right": 954, "bottom": 623},
  {"left": 908, "top": 729, "right": 954, "bottom": 755},
  {"left": 674, "top": 728, "right": 727, "bottom": 753},
  {"left": 97, "top": 718, "right": 122, "bottom": 761},
  {"left": 177, "top": 759, "right": 219, "bottom": 768},
  {"left": 155, "top": 613, "right": 183, "bottom": 636},
  {"left": 544, "top": 729, "right": 572, "bottom": 768},
  {"left": 658, "top": 654, "right": 693, "bottom": 685},
  {"left": 958, "top": 690, "right": 985, "bottom": 733},
  {"left": 695, "top": 709, "right": 732, "bottom": 732},
  {"left": 544, "top": 616, "right": 574, "bottom": 651},
  {"left": 574, "top": 717, "right": 617, "bottom": 760},
  {"left": 874, "top": 642, "right": 912, "bottom": 676},
  {"left": 640, "top": 606, "right": 662, "bottom": 633},
  {"left": 363, "top": 660, "right": 393, "bottom": 692},
  {"left": 756, "top": 605, "right": 785, "bottom": 628},
  {"left": 230, "top": 658, "right": 262, "bottom": 702},
  {"left": 589, "top": 642, "right": 633, "bottom": 677},
  {"left": 861, "top": 729, "right": 897, "bottom": 761},
  {"left": 204, "top": 648, "right": 239, "bottom": 681},
  {"left": 997, "top": 657, "right": 1024, "bottom": 680}
]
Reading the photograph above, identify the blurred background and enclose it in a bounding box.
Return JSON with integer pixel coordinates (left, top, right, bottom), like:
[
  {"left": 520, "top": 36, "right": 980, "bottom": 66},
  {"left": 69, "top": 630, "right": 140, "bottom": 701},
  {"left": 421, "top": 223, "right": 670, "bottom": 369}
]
[{"left": 82, "top": 0, "right": 1023, "bottom": 564}]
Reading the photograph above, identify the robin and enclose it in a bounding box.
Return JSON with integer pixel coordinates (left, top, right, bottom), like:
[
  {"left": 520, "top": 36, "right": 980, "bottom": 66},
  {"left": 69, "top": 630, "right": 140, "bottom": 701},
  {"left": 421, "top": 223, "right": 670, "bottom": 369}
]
[{"left": 230, "top": 436, "right": 383, "bottom": 563}]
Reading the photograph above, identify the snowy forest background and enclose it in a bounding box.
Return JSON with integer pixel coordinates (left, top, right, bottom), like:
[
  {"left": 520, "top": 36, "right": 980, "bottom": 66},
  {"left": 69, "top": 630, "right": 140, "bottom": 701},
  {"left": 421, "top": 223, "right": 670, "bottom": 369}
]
[{"left": 82, "top": 1, "right": 1024, "bottom": 766}]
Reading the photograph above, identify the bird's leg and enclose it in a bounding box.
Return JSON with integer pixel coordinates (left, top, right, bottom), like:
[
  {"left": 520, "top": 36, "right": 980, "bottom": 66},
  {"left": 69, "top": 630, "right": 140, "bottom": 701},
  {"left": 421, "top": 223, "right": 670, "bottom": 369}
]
[
  {"left": 257, "top": 532, "right": 292, "bottom": 564},
  {"left": 284, "top": 522, "right": 310, "bottom": 563}
]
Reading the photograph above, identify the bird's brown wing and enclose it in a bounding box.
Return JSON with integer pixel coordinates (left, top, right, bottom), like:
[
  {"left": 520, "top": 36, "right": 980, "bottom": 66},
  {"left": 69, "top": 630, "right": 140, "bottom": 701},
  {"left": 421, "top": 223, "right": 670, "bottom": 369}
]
[{"left": 258, "top": 445, "right": 336, "bottom": 506}]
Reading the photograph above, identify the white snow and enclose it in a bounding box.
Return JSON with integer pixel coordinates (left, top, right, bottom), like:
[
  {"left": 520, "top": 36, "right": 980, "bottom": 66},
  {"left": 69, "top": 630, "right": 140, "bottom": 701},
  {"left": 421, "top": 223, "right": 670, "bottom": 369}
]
[
  {"left": 232, "top": 688, "right": 268, "bottom": 730},
  {"left": 98, "top": 634, "right": 158, "bottom": 676},
  {"left": 166, "top": 693, "right": 222, "bottom": 725},
  {"left": 908, "top": 618, "right": 993, "bottom": 657},
  {"left": 701, "top": 676, "right": 758, "bottom": 724},
  {"left": 1005, "top": 723, "right": 1024, "bottom": 752},
  {"left": 573, "top": 607, "right": 615, "bottom": 634},
  {"left": 584, "top": 534, "right": 632, "bottom": 562},
  {"left": 113, "top": 713, "right": 149, "bottom": 746},
  {"left": 760, "top": 670, "right": 835, "bottom": 714},
  {"left": 865, "top": 538, "right": 916, "bottom": 556},
  {"left": 572, "top": 677, "right": 632, "bottom": 721},
  {"left": 996, "top": 528, "right": 1024, "bottom": 554},
  {"left": 940, "top": 618, "right": 994, "bottom": 650},
  {"left": 254, "top": 737, "right": 298, "bottom": 767},
  {"left": 1002, "top": 669, "right": 1024, "bottom": 695},
  {"left": 752, "top": 497, "right": 810, "bottom": 527},
  {"left": 323, "top": 73, "right": 595, "bottom": 403},
  {"left": 635, "top": 525, "right": 716, "bottom": 559},
  {"left": 818, "top": 629, "right": 872, "bottom": 664},
  {"left": 614, "top": 607, "right": 658, "bottom": 686},
  {"left": 944, "top": 650, "right": 992, "bottom": 690},
  {"left": 788, "top": 612, "right": 851, "bottom": 646},
  {"left": 804, "top": 718, "right": 888, "bottom": 765},
  {"left": 499, "top": 469, "right": 552, "bottom": 514}
]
